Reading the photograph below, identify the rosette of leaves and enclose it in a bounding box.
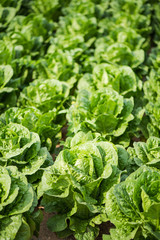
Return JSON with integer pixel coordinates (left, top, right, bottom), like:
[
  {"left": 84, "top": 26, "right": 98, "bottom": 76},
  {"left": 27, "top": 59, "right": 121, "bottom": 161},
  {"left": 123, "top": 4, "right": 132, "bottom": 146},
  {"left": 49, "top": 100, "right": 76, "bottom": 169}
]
[
  {"left": 62, "top": 0, "right": 110, "bottom": 20},
  {"left": 105, "top": 166, "right": 160, "bottom": 240},
  {"left": 38, "top": 139, "right": 126, "bottom": 239},
  {"left": 0, "top": 64, "right": 16, "bottom": 110},
  {"left": 94, "top": 39, "right": 145, "bottom": 69},
  {"left": 7, "top": 14, "right": 55, "bottom": 58},
  {"left": 108, "top": 0, "right": 152, "bottom": 36},
  {"left": 152, "top": 1, "right": 160, "bottom": 40},
  {"left": 97, "top": 23, "right": 147, "bottom": 50},
  {"left": 0, "top": 123, "right": 53, "bottom": 185},
  {"left": 0, "top": 37, "right": 35, "bottom": 90},
  {"left": 35, "top": 48, "right": 80, "bottom": 84},
  {"left": 78, "top": 63, "right": 140, "bottom": 96},
  {"left": 30, "top": 0, "right": 71, "bottom": 21},
  {"left": 147, "top": 44, "right": 160, "bottom": 70},
  {"left": 143, "top": 69, "right": 160, "bottom": 137},
  {"left": 67, "top": 88, "right": 134, "bottom": 146},
  {"left": 128, "top": 136, "right": 160, "bottom": 170},
  {"left": 0, "top": 0, "right": 22, "bottom": 28},
  {"left": 52, "top": 12, "right": 97, "bottom": 52},
  {"left": 0, "top": 107, "right": 62, "bottom": 151},
  {"left": 18, "top": 79, "right": 70, "bottom": 113},
  {"left": 17, "top": 79, "right": 70, "bottom": 149},
  {"left": 62, "top": 0, "right": 96, "bottom": 17},
  {"left": 0, "top": 165, "right": 42, "bottom": 240}
]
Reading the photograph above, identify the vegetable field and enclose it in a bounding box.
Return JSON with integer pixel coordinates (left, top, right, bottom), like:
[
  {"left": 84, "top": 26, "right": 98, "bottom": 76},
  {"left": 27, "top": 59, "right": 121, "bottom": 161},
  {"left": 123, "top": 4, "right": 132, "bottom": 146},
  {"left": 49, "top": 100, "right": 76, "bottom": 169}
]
[{"left": 0, "top": 0, "right": 160, "bottom": 239}]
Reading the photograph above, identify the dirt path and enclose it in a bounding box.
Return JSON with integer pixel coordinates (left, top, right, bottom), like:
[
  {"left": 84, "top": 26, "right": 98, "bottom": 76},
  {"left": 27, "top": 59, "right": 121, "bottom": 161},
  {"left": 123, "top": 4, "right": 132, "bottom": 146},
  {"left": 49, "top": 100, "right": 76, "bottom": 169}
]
[
  {"left": 32, "top": 211, "right": 113, "bottom": 240},
  {"left": 32, "top": 212, "right": 75, "bottom": 240}
]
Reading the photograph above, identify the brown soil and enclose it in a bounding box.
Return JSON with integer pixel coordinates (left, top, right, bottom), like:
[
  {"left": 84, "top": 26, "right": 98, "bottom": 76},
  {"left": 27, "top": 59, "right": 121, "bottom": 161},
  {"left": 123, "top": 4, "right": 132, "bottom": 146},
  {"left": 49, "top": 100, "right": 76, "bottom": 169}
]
[
  {"left": 32, "top": 211, "right": 113, "bottom": 240},
  {"left": 32, "top": 212, "right": 61, "bottom": 240},
  {"left": 32, "top": 211, "right": 75, "bottom": 240}
]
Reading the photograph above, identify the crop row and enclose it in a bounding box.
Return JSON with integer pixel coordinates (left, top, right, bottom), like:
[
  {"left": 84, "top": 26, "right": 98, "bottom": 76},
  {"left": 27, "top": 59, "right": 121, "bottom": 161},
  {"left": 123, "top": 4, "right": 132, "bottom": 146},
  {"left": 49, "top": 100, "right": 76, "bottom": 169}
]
[{"left": 0, "top": 1, "right": 160, "bottom": 240}]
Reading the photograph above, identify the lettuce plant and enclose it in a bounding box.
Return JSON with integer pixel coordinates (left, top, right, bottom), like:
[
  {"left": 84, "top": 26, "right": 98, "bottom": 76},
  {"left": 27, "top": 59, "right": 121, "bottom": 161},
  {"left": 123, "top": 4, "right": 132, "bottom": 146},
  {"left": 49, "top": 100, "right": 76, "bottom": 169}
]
[
  {"left": 54, "top": 13, "right": 97, "bottom": 50},
  {"left": 152, "top": 1, "right": 160, "bottom": 40},
  {"left": 67, "top": 88, "right": 134, "bottom": 146},
  {"left": 94, "top": 41, "right": 144, "bottom": 69},
  {"left": 0, "top": 0, "right": 22, "bottom": 28},
  {"left": 0, "top": 64, "right": 17, "bottom": 112},
  {"left": 0, "top": 165, "right": 41, "bottom": 240},
  {"left": 38, "top": 139, "right": 125, "bottom": 239},
  {"left": 18, "top": 79, "right": 70, "bottom": 112},
  {"left": 17, "top": 79, "right": 70, "bottom": 150},
  {"left": 0, "top": 107, "right": 62, "bottom": 151},
  {"left": 144, "top": 66, "right": 160, "bottom": 137},
  {"left": 35, "top": 48, "right": 80, "bottom": 83},
  {"left": 7, "top": 14, "right": 55, "bottom": 57},
  {"left": 108, "top": 0, "right": 151, "bottom": 36},
  {"left": 30, "top": 0, "right": 71, "bottom": 21},
  {"left": 0, "top": 123, "right": 53, "bottom": 185},
  {"left": 78, "top": 64, "right": 140, "bottom": 96},
  {"left": 105, "top": 166, "right": 160, "bottom": 240},
  {"left": 128, "top": 136, "right": 160, "bottom": 169}
]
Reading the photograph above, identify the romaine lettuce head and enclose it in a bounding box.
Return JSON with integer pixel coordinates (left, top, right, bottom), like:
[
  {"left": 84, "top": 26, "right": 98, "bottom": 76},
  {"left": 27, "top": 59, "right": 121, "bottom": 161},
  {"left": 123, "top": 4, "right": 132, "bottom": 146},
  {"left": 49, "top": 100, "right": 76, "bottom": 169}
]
[
  {"left": 0, "top": 165, "right": 41, "bottom": 240},
  {"left": 67, "top": 88, "right": 134, "bottom": 145},
  {"left": 62, "top": 0, "right": 96, "bottom": 16},
  {"left": 0, "top": 107, "right": 63, "bottom": 151},
  {"left": 94, "top": 40, "right": 145, "bottom": 69},
  {"left": 152, "top": 2, "right": 160, "bottom": 40},
  {"left": 7, "top": 14, "right": 55, "bottom": 57},
  {"left": 55, "top": 13, "right": 97, "bottom": 48},
  {"left": 0, "top": 64, "right": 17, "bottom": 112},
  {"left": 18, "top": 79, "right": 70, "bottom": 113},
  {"left": 35, "top": 48, "right": 80, "bottom": 83},
  {"left": 30, "top": 0, "right": 71, "bottom": 21},
  {"left": 0, "top": 37, "right": 36, "bottom": 93},
  {"left": 144, "top": 69, "right": 160, "bottom": 137},
  {"left": 39, "top": 140, "right": 123, "bottom": 239},
  {"left": 105, "top": 166, "right": 160, "bottom": 240},
  {"left": 62, "top": 0, "right": 110, "bottom": 21},
  {"left": 97, "top": 24, "right": 147, "bottom": 50},
  {"left": 109, "top": 0, "right": 151, "bottom": 35},
  {"left": 0, "top": 0, "right": 22, "bottom": 28},
  {"left": 128, "top": 136, "right": 160, "bottom": 169},
  {"left": 78, "top": 63, "right": 139, "bottom": 95},
  {"left": 0, "top": 123, "right": 53, "bottom": 184}
]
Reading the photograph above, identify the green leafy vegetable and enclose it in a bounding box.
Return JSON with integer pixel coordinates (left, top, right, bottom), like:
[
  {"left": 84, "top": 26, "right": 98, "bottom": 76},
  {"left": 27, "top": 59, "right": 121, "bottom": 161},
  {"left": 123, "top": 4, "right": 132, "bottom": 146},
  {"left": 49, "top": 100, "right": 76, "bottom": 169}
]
[
  {"left": 0, "top": 165, "right": 41, "bottom": 240},
  {"left": 39, "top": 139, "right": 123, "bottom": 239},
  {"left": 78, "top": 63, "right": 139, "bottom": 95},
  {"left": 0, "top": 123, "right": 53, "bottom": 185},
  {"left": 128, "top": 136, "right": 160, "bottom": 169},
  {"left": 67, "top": 88, "right": 134, "bottom": 146},
  {"left": 0, "top": 107, "right": 62, "bottom": 151},
  {"left": 18, "top": 79, "right": 70, "bottom": 112},
  {"left": 105, "top": 166, "right": 160, "bottom": 240}
]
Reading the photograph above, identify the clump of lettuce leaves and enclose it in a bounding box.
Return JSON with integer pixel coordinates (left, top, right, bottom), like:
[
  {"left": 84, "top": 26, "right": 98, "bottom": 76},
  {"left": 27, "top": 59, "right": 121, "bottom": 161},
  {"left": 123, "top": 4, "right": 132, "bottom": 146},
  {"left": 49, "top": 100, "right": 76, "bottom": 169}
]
[
  {"left": 0, "top": 165, "right": 42, "bottom": 240},
  {"left": 77, "top": 63, "right": 141, "bottom": 96},
  {"left": 105, "top": 165, "right": 160, "bottom": 240},
  {"left": 38, "top": 139, "right": 127, "bottom": 239},
  {"left": 0, "top": 106, "right": 62, "bottom": 151},
  {"left": 128, "top": 136, "right": 160, "bottom": 170},
  {"left": 67, "top": 87, "right": 134, "bottom": 146},
  {"left": 0, "top": 122, "right": 53, "bottom": 186},
  {"left": 143, "top": 45, "right": 160, "bottom": 137},
  {"left": 0, "top": 0, "right": 22, "bottom": 28},
  {"left": 0, "top": 64, "right": 16, "bottom": 112},
  {"left": 18, "top": 79, "right": 70, "bottom": 112},
  {"left": 14, "top": 78, "right": 70, "bottom": 151}
]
